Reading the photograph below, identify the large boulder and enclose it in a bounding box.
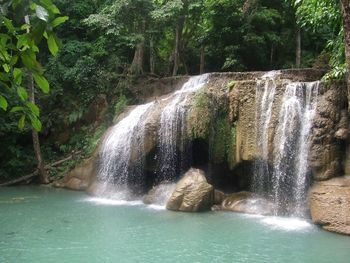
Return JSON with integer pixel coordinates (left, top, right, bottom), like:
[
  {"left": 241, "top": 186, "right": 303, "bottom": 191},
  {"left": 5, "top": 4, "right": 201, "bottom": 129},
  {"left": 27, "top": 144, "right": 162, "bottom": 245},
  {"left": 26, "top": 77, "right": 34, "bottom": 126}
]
[
  {"left": 220, "top": 191, "right": 275, "bottom": 216},
  {"left": 166, "top": 168, "right": 214, "bottom": 212},
  {"left": 54, "top": 156, "right": 97, "bottom": 191},
  {"left": 309, "top": 176, "right": 350, "bottom": 235}
]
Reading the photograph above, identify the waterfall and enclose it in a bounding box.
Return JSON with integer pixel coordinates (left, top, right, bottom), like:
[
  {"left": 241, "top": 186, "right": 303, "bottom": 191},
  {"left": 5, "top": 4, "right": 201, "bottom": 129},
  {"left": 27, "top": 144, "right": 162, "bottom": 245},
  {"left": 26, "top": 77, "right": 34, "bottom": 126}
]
[
  {"left": 253, "top": 71, "right": 279, "bottom": 194},
  {"left": 157, "top": 74, "right": 209, "bottom": 181},
  {"left": 97, "top": 102, "right": 154, "bottom": 198},
  {"left": 96, "top": 74, "right": 209, "bottom": 198},
  {"left": 253, "top": 72, "right": 319, "bottom": 217},
  {"left": 272, "top": 82, "right": 319, "bottom": 216}
]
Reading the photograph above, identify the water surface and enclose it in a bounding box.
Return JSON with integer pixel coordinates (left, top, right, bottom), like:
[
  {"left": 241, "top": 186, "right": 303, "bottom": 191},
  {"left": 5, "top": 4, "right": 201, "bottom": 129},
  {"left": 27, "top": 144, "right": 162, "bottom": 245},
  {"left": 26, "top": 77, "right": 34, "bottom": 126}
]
[{"left": 1, "top": 187, "right": 349, "bottom": 263}]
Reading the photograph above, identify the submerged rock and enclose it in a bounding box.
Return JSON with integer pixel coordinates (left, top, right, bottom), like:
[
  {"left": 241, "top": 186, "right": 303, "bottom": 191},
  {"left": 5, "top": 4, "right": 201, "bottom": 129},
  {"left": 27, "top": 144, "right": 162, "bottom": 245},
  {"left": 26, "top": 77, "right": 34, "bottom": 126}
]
[
  {"left": 309, "top": 176, "right": 350, "bottom": 235},
  {"left": 166, "top": 168, "right": 214, "bottom": 212},
  {"left": 220, "top": 191, "right": 275, "bottom": 216}
]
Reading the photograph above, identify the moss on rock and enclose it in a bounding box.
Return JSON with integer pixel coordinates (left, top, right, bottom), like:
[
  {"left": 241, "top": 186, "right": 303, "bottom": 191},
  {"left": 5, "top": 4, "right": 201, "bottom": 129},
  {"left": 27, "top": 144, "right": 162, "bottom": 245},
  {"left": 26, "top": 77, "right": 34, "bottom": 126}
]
[{"left": 187, "top": 91, "right": 212, "bottom": 140}]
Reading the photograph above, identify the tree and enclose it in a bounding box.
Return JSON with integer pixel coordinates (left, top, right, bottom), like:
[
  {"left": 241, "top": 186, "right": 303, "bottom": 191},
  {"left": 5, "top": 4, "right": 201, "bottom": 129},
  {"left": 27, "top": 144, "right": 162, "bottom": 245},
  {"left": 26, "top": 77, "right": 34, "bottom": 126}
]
[
  {"left": 84, "top": 0, "right": 154, "bottom": 75},
  {"left": 0, "top": 0, "right": 67, "bottom": 183}
]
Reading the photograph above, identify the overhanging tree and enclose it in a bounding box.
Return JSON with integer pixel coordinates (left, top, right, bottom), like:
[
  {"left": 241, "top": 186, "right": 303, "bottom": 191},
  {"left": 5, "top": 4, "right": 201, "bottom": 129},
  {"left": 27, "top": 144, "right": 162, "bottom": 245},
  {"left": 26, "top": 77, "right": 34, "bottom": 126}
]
[{"left": 0, "top": 0, "right": 67, "bottom": 183}]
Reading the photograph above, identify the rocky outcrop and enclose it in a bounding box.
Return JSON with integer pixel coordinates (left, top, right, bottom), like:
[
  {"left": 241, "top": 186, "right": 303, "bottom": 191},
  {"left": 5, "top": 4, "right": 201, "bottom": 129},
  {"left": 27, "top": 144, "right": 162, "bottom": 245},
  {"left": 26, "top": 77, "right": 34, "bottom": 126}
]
[
  {"left": 166, "top": 168, "right": 214, "bottom": 212},
  {"left": 54, "top": 156, "right": 97, "bottom": 191},
  {"left": 214, "top": 190, "right": 227, "bottom": 205},
  {"left": 309, "top": 84, "right": 348, "bottom": 181},
  {"left": 309, "top": 176, "right": 350, "bottom": 235},
  {"left": 83, "top": 94, "right": 109, "bottom": 127},
  {"left": 219, "top": 191, "right": 275, "bottom": 215}
]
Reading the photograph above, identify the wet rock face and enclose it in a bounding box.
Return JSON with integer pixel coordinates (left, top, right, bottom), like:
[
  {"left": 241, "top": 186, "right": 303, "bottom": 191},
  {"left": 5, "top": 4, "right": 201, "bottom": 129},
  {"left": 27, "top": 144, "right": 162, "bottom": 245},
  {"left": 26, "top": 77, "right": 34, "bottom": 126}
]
[
  {"left": 309, "top": 176, "right": 350, "bottom": 235},
  {"left": 166, "top": 168, "right": 214, "bottom": 212},
  {"left": 309, "top": 84, "right": 348, "bottom": 181},
  {"left": 219, "top": 191, "right": 275, "bottom": 216},
  {"left": 226, "top": 76, "right": 348, "bottom": 181},
  {"left": 55, "top": 156, "right": 97, "bottom": 191}
]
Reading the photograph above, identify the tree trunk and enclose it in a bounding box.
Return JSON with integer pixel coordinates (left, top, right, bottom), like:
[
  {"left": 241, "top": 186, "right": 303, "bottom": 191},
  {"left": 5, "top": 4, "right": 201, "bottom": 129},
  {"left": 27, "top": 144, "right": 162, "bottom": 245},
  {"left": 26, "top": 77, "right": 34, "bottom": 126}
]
[
  {"left": 172, "top": 17, "right": 184, "bottom": 76},
  {"left": 200, "top": 44, "right": 205, "bottom": 74},
  {"left": 296, "top": 26, "right": 301, "bottom": 68},
  {"left": 25, "top": 15, "right": 49, "bottom": 184},
  {"left": 150, "top": 37, "right": 155, "bottom": 75},
  {"left": 340, "top": 0, "right": 350, "bottom": 111},
  {"left": 28, "top": 71, "right": 49, "bottom": 184},
  {"left": 129, "top": 21, "right": 146, "bottom": 75},
  {"left": 129, "top": 42, "right": 144, "bottom": 75}
]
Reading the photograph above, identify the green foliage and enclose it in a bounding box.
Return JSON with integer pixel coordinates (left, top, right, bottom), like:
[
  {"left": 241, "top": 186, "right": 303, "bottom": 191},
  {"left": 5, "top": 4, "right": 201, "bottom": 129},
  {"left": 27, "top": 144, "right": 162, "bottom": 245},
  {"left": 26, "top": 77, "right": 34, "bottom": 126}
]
[
  {"left": 1, "top": 0, "right": 345, "bottom": 182},
  {"left": 0, "top": 0, "right": 67, "bottom": 131},
  {"left": 292, "top": 0, "right": 345, "bottom": 80},
  {"left": 114, "top": 95, "right": 129, "bottom": 118}
]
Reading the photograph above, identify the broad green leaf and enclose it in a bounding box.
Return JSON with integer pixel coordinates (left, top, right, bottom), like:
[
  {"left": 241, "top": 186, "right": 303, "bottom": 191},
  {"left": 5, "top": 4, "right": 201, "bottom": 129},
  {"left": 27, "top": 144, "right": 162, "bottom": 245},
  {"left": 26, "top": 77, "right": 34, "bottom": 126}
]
[
  {"left": 27, "top": 102, "right": 40, "bottom": 117},
  {"left": 0, "top": 33, "right": 10, "bottom": 46},
  {"left": 18, "top": 115, "right": 25, "bottom": 129},
  {"left": 47, "top": 33, "right": 58, "bottom": 55},
  {"left": 33, "top": 73, "right": 50, "bottom": 93},
  {"left": 0, "top": 72, "right": 9, "bottom": 82},
  {"left": 10, "top": 106, "right": 24, "bottom": 113},
  {"left": 21, "top": 52, "right": 36, "bottom": 70},
  {"left": 10, "top": 55, "right": 18, "bottom": 66},
  {"left": 0, "top": 50, "right": 10, "bottom": 61},
  {"left": 36, "top": 5, "right": 49, "bottom": 22},
  {"left": 51, "top": 16, "right": 68, "bottom": 28},
  {"left": 13, "top": 68, "right": 22, "bottom": 85},
  {"left": 2, "top": 17, "right": 15, "bottom": 33},
  {"left": 17, "top": 87, "right": 28, "bottom": 101},
  {"left": 40, "top": 0, "right": 60, "bottom": 14},
  {"left": 16, "top": 34, "right": 29, "bottom": 49},
  {"left": 30, "top": 2, "right": 37, "bottom": 10},
  {"left": 0, "top": 95, "right": 8, "bottom": 111},
  {"left": 20, "top": 24, "right": 30, "bottom": 30},
  {"left": 2, "top": 63, "right": 10, "bottom": 72},
  {"left": 31, "top": 117, "right": 42, "bottom": 131},
  {"left": 32, "top": 44, "right": 39, "bottom": 53},
  {"left": 21, "top": 51, "right": 42, "bottom": 72}
]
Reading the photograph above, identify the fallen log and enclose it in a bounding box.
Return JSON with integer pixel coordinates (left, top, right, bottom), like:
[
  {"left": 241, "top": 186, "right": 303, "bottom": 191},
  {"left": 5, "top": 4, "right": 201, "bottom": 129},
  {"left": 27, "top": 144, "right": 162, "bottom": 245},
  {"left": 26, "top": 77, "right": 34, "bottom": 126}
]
[{"left": 0, "top": 151, "right": 82, "bottom": 187}]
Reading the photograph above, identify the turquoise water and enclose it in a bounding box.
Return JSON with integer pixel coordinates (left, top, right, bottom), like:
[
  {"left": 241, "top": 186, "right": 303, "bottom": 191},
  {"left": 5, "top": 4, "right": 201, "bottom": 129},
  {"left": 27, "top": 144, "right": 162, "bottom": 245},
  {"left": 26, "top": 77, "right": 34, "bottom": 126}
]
[{"left": 0, "top": 187, "right": 349, "bottom": 263}]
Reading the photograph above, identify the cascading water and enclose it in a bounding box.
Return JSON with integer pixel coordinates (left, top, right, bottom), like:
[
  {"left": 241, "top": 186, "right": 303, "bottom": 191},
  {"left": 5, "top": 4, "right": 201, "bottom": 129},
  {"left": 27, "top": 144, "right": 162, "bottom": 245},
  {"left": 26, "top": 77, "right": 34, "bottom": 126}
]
[
  {"left": 97, "top": 102, "right": 154, "bottom": 198},
  {"left": 272, "top": 81, "right": 319, "bottom": 216},
  {"left": 253, "top": 71, "right": 279, "bottom": 194},
  {"left": 253, "top": 75, "right": 319, "bottom": 217},
  {"left": 157, "top": 74, "right": 209, "bottom": 181},
  {"left": 96, "top": 74, "right": 209, "bottom": 199}
]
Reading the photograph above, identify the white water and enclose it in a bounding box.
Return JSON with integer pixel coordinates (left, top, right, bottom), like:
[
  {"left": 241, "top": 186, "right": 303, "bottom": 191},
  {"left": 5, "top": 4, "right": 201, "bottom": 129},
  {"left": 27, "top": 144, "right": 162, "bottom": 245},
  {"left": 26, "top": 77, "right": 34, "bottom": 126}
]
[
  {"left": 260, "top": 216, "right": 312, "bottom": 231},
  {"left": 158, "top": 74, "right": 209, "bottom": 181},
  {"left": 272, "top": 82, "right": 319, "bottom": 216},
  {"left": 253, "top": 71, "right": 320, "bottom": 216},
  {"left": 97, "top": 102, "right": 154, "bottom": 196},
  {"left": 96, "top": 74, "right": 209, "bottom": 200},
  {"left": 253, "top": 71, "right": 280, "bottom": 193}
]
